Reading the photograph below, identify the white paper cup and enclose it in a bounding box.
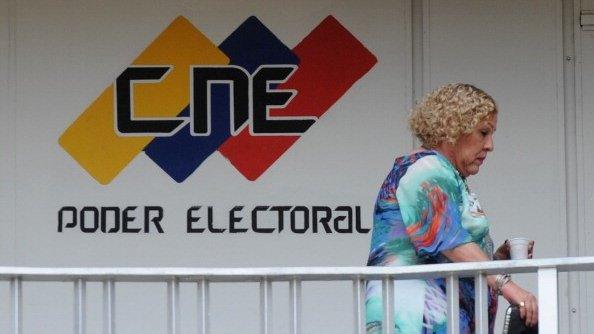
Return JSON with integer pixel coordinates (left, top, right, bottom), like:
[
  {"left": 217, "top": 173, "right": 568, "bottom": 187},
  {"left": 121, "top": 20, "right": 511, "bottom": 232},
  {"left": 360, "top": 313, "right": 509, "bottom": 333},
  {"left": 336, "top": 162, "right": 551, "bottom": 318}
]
[{"left": 509, "top": 237, "right": 531, "bottom": 260}]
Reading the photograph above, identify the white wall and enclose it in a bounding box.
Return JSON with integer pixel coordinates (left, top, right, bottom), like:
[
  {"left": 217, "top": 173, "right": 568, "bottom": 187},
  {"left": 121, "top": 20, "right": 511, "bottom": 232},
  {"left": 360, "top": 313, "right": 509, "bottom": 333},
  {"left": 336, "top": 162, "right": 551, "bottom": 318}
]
[
  {"left": 425, "top": 0, "right": 566, "bottom": 257},
  {"left": 1, "top": 0, "right": 409, "bottom": 333},
  {"left": 578, "top": 0, "right": 594, "bottom": 330},
  {"left": 8, "top": 0, "right": 408, "bottom": 269}
]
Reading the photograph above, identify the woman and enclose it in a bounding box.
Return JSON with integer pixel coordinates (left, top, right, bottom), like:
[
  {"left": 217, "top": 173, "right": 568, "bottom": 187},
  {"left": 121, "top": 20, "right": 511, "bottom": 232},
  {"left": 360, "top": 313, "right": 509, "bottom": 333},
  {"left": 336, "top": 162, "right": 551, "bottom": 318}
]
[{"left": 366, "top": 83, "right": 537, "bottom": 333}]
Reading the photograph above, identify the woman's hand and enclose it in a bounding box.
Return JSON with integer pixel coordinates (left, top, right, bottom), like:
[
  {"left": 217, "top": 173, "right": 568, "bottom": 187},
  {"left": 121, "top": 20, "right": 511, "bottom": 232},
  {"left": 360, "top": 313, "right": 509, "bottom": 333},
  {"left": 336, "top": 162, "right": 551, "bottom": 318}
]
[
  {"left": 493, "top": 240, "right": 535, "bottom": 260},
  {"left": 441, "top": 242, "right": 538, "bottom": 326},
  {"left": 493, "top": 241, "right": 510, "bottom": 260},
  {"left": 501, "top": 282, "right": 538, "bottom": 327}
]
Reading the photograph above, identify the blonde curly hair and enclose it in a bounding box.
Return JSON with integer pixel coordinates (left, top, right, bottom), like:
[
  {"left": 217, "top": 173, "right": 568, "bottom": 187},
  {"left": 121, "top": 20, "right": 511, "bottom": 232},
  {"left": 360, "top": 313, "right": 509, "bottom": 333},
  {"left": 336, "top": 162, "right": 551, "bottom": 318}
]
[{"left": 409, "top": 83, "right": 497, "bottom": 148}]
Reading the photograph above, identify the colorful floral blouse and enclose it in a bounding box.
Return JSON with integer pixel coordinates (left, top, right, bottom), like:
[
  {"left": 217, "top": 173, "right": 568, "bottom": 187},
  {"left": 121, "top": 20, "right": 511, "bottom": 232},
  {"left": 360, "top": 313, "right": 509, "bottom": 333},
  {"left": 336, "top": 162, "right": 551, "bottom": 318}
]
[{"left": 366, "top": 150, "right": 497, "bottom": 333}]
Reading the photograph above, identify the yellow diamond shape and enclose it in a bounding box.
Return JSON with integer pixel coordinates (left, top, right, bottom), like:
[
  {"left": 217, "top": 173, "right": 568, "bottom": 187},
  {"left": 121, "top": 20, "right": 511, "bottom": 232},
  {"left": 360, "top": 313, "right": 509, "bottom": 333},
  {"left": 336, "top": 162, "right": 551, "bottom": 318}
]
[{"left": 59, "top": 16, "right": 229, "bottom": 184}]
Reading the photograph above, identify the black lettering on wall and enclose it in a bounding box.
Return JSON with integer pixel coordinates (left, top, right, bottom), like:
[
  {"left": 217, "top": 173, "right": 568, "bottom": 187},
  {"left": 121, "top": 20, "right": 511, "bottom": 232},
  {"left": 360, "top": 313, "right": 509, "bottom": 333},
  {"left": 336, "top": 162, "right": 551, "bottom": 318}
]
[
  {"left": 354, "top": 206, "right": 370, "bottom": 233},
  {"left": 334, "top": 206, "right": 353, "bottom": 233},
  {"left": 252, "top": 66, "right": 315, "bottom": 134},
  {"left": 252, "top": 206, "right": 273, "bottom": 233},
  {"left": 229, "top": 206, "right": 247, "bottom": 233},
  {"left": 144, "top": 206, "right": 164, "bottom": 233},
  {"left": 122, "top": 206, "right": 141, "bottom": 233},
  {"left": 270, "top": 206, "right": 291, "bottom": 233},
  {"left": 312, "top": 206, "right": 332, "bottom": 233},
  {"left": 187, "top": 206, "right": 205, "bottom": 233},
  {"left": 290, "top": 206, "right": 309, "bottom": 234},
  {"left": 192, "top": 66, "right": 250, "bottom": 135},
  {"left": 116, "top": 66, "right": 184, "bottom": 135},
  {"left": 80, "top": 206, "right": 99, "bottom": 233},
  {"left": 58, "top": 206, "right": 77, "bottom": 232},
  {"left": 101, "top": 207, "right": 121, "bottom": 233}
]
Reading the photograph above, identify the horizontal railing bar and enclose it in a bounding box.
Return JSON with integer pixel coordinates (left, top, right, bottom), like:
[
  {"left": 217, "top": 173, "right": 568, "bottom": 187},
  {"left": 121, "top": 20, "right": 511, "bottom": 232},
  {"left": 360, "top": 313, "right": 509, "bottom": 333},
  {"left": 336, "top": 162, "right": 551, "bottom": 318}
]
[{"left": 0, "top": 257, "right": 593, "bottom": 282}]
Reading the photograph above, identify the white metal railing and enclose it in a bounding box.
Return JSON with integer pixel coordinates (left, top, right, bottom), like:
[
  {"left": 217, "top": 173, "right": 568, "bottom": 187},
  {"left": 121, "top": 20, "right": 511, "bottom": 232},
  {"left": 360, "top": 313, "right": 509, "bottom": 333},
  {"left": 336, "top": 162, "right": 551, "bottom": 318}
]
[{"left": 2, "top": 256, "right": 594, "bottom": 334}]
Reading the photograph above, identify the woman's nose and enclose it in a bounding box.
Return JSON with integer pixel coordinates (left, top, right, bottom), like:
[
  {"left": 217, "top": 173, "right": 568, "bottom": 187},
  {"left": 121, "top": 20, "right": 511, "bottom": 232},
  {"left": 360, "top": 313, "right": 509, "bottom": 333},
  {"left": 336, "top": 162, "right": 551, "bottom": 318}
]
[{"left": 485, "top": 136, "right": 494, "bottom": 151}]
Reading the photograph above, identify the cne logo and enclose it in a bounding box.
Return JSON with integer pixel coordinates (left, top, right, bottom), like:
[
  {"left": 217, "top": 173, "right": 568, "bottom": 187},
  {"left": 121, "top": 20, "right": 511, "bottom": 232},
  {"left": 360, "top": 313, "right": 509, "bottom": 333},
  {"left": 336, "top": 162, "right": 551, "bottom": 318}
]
[{"left": 59, "top": 15, "right": 377, "bottom": 184}]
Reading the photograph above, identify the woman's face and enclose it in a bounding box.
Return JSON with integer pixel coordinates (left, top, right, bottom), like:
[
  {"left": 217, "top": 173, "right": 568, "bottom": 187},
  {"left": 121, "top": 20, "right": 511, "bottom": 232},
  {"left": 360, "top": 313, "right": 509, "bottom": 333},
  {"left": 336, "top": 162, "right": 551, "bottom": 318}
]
[{"left": 443, "top": 114, "right": 498, "bottom": 177}]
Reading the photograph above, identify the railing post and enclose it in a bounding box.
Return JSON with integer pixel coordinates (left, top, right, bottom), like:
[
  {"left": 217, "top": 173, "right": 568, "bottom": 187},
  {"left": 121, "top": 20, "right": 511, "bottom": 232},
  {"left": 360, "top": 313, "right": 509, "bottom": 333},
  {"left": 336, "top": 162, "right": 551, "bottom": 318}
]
[
  {"left": 538, "top": 267, "right": 558, "bottom": 334},
  {"left": 103, "top": 280, "right": 115, "bottom": 334},
  {"left": 260, "top": 278, "right": 272, "bottom": 334},
  {"left": 474, "top": 273, "right": 489, "bottom": 334},
  {"left": 353, "top": 278, "right": 366, "bottom": 334},
  {"left": 381, "top": 276, "right": 394, "bottom": 334},
  {"left": 446, "top": 274, "right": 460, "bottom": 334},
  {"left": 74, "top": 278, "right": 86, "bottom": 334},
  {"left": 289, "top": 278, "right": 302, "bottom": 334},
  {"left": 197, "top": 279, "right": 210, "bottom": 334},
  {"left": 167, "top": 277, "right": 180, "bottom": 334},
  {"left": 9, "top": 277, "right": 22, "bottom": 334}
]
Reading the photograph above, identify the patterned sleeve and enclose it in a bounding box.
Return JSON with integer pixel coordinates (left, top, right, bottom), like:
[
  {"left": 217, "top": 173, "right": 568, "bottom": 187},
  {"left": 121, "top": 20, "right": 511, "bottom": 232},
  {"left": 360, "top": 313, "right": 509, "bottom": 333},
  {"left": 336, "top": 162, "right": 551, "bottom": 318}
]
[{"left": 396, "top": 155, "right": 472, "bottom": 257}]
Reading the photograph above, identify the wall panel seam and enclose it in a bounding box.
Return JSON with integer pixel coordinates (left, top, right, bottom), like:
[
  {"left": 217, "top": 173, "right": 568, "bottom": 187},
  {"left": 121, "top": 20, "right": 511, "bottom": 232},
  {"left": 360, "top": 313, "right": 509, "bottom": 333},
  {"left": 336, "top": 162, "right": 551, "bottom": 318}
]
[
  {"left": 7, "top": 0, "right": 17, "bottom": 266},
  {"left": 573, "top": 0, "right": 588, "bottom": 332},
  {"left": 403, "top": 0, "right": 415, "bottom": 150},
  {"left": 561, "top": 0, "right": 580, "bottom": 331},
  {"left": 422, "top": 0, "right": 431, "bottom": 92}
]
